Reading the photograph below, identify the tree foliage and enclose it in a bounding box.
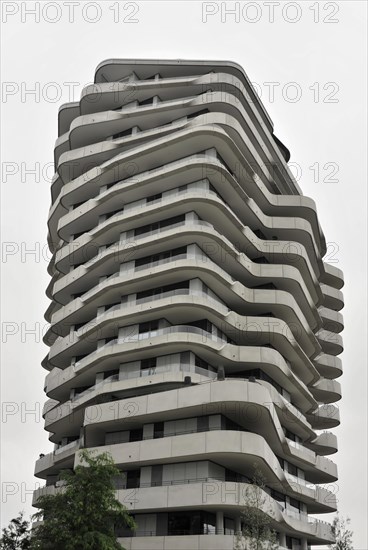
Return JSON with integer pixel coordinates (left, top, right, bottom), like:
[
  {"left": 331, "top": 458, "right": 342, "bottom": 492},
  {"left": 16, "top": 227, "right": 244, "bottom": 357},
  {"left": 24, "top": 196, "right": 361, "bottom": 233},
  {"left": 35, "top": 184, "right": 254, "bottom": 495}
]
[
  {"left": 0, "top": 512, "right": 31, "bottom": 550},
  {"left": 235, "top": 467, "right": 278, "bottom": 550},
  {"left": 31, "top": 450, "right": 136, "bottom": 550},
  {"left": 328, "top": 513, "right": 354, "bottom": 550}
]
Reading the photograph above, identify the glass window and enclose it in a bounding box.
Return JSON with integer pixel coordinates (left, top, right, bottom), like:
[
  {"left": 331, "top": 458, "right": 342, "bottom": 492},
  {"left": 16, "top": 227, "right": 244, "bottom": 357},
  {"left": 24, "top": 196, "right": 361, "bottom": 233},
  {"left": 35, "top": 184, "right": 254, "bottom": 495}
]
[
  {"left": 147, "top": 193, "right": 162, "bottom": 203},
  {"left": 224, "top": 517, "right": 235, "bottom": 535},
  {"left": 129, "top": 429, "right": 143, "bottom": 442},
  {"left": 289, "top": 498, "right": 301, "bottom": 510},
  {"left": 139, "top": 320, "right": 159, "bottom": 334},
  {"left": 288, "top": 462, "right": 298, "bottom": 477}
]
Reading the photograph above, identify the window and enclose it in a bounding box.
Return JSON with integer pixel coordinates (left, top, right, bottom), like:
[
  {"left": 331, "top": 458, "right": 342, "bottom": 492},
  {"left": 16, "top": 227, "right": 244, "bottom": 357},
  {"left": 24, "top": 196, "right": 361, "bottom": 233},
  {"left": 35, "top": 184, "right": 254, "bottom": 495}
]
[
  {"left": 285, "top": 429, "right": 297, "bottom": 442},
  {"left": 202, "top": 512, "right": 216, "bottom": 534},
  {"left": 254, "top": 229, "right": 267, "bottom": 239},
  {"left": 271, "top": 489, "right": 285, "bottom": 504},
  {"left": 140, "top": 357, "right": 157, "bottom": 375},
  {"left": 74, "top": 386, "right": 90, "bottom": 396},
  {"left": 105, "top": 300, "right": 122, "bottom": 312},
  {"left": 253, "top": 283, "right": 276, "bottom": 290},
  {"left": 137, "top": 281, "right": 189, "bottom": 301},
  {"left": 197, "top": 416, "right": 209, "bottom": 433},
  {"left": 135, "top": 246, "right": 187, "bottom": 268},
  {"left": 104, "top": 208, "right": 123, "bottom": 220},
  {"left": 289, "top": 498, "right": 301, "bottom": 510},
  {"left": 74, "top": 353, "right": 89, "bottom": 363},
  {"left": 288, "top": 463, "right": 298, "bottom": 477},
  {"left": 138, "top": 320, "right": 159, "bottom": 334},
  {"left": 72, "top": 230, "right": 85, "bottom": 239},
  {"left": 195, "top": 356, "right": 209, "bottom": 370},
  {"left": 103, "top": 369, "right": 119, "bottom": 380},
  {"left": 224, "top": 517, "right": 235, "bottom": 535},
  {"left": 126, "top": 469, "right": 140, "bottom": 488},
  {"left": 129, "top": 429, "right": 143, "bottom": 443},
  {"left": 225, "top": 468, "right": 249, "bottom": 484},
  {"left": 180, "top": 351, "right": 191, "bottom": 365},
  {"left": 252, "top": 256, "right": 270, "bottom": 264},
  {"left": 286, "top": 536, "right": 301, "bottom": 550},
  {"left": 139, "top": 96, "right": 155, "bottom": 106},
  {"left": 188, "top": 319, "right": 212, "bottom": 333},
  {"left": 153, "top": 422, "right": 164, "bottom": 439},
  {"left": 187, "top": 108, "right": 209, "bottom": 120},
  {"left": 143, "top": 73, "right": 161, "bottom": 80},
  {"left": 147, "top": 193, "right": 162, "bottom": 203},
  {"left": 141, "top": 358, "right": 157, "bottom": 370},
  {"left": 151, "top": 464, "right": 163, "bottom": 486},
  {"left": 112, "top": 128, "right": 132, "bottom": 140},
  {"left": 134, "top": 214, "right": 185, "bottom": 237},
  {"left": 167, "top": 511, "right": 215, "bottom": 536}
]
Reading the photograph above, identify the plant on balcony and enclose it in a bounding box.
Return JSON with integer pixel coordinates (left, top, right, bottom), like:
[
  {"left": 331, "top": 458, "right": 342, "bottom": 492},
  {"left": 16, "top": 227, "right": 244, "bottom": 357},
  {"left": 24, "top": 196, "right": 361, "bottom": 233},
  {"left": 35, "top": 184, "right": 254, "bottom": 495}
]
[
  {"left": 30, "top": 450, "right": 136, "bottom": 550},
  {"left": 0, "top": 512, "right": 31, "bottom": 549},
  {"left": 328, "top": 513, "right": 354, "bottom": 550},
  {"left": 235, "top": 466, "right": 278, "bottom": 550}
]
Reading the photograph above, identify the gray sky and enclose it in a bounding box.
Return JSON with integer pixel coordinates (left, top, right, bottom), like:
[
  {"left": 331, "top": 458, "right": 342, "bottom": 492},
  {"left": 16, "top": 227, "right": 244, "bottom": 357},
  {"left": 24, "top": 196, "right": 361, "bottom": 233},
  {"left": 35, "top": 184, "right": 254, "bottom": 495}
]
[{"left": 1, "top": 1, "right": 367, "bottom": 547}]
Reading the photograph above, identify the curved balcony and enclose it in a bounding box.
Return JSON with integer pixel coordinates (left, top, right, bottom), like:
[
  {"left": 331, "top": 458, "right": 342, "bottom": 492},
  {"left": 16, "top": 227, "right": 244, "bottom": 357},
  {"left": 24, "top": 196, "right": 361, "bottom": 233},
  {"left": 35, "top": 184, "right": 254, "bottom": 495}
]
[
  {"left": 34, "top": 439, "right": 80, "bottom": 478},
  {"left": 310, "top": 379, "right": 342, "bottom": 404},
  {"left": 313, "top": 354, "right": 343, "bottom": 380},
  {"left": 45, "top": 289, "right": 319, "bottom": 374},
  {"left": 50, "top": 211, "right": 320, "bottom": 312},
  {"left": 308, "top": 432, "right": 338, "bottom": 456},
  {"left": 320, "top": 284, "right": 344, "bottom": 312},
  {"left": 44, "top": 309, "right": 319, "bottom": 392},
  {"left": 315, "top": 330, "right": 343, "bottom": 356},
  {"left": 318, "top": 307, "right": 344, "bottom": 333},
  {"left": 47, "top": 247, "right": 319, "bottom": 346},
  {"left": 306, "top": 404, "right": 340, "bottom": 429},
  {"left": 33, "top": 478, "right": 334, "bottom": 545},
  {"left": 49, "top": 121, "right": 324, "bottom": 273}
]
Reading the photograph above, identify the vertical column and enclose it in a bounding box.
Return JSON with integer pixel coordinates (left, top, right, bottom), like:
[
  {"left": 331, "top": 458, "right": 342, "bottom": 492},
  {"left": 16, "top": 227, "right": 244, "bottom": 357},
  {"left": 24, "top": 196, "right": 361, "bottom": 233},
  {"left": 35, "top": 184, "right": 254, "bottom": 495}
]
[
  {"left": 216, "top": 510, "right": 224, "bottom": 534},
  {"left": 235, "top": 515, "right": 241, "bottom": 534},
  {"left": 279, "top": 532, "right": 286, "bottom": 548}
]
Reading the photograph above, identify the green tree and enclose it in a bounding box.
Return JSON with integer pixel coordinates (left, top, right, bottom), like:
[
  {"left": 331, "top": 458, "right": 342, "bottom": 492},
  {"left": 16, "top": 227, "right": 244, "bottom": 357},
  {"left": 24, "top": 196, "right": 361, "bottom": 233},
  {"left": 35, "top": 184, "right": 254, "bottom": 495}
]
[
  {"left": 328, "top": 513, "right": 354, "bottom": 550},
  {"left": 31, "top": 450, "right": 136, "bottom": 550},
  {"left": 235, "top": 467, "right": 278, "bottom": 550},
  {"left": 0, "top": 512, "right": 31, "bottom": 549}
]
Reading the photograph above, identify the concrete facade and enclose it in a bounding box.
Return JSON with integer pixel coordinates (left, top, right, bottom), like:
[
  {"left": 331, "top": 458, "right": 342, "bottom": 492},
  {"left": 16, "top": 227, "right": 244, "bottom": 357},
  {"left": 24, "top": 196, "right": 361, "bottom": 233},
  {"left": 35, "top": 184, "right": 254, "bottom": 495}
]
[{"left": 34, "top": 59, "right": 344, "bottom": 550}]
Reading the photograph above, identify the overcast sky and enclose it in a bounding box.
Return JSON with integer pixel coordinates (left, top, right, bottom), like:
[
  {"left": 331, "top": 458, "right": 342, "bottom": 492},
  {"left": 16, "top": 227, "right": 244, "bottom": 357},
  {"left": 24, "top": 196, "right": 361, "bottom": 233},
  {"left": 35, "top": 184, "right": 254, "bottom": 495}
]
[{"left": 1, "top": 1, "right": 367, "bottom": 547}]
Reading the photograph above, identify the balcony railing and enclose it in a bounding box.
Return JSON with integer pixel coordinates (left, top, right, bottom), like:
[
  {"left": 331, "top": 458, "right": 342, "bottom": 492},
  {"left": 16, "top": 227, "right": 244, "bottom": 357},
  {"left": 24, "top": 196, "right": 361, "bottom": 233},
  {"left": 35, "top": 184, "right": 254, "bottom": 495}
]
[
  {"left": 137, "top": 325, "right": 228, "bottom": 344},
  {"left": 69, "top": 364, "right": 216, "bottom": 406},
  {"left": 73, "top": 325, "right": 226, "bottom": 370},
  {"left": 78, "top": 218, "right": 215, "bottom": 288},
  {"left": 113, "top": 475, "right": 251, "bottom": 490},
  {"left": 100, "top": 288, "right": 229, "bottom": 318},
  {"left": 54, "top": 439, "right": 80, "bottom": 455},
  {"left": 74, "top": 240, "right": 236, "bottom": 310},
  {"left": 71, "top": 373, "right": 119, "bottom": 402},
  {"left": 120, "top": 363, "right": 217, "bottom": 381},
  {"left": 117, "top": 528, "right": 229, "bottom": 537},
  {"left": 100, "top": 187, "right": 220, "bottom": 225},
  {"left": 286, "top": 437, "right": 315, "bottom": 460},
  {"left": 134, "top": 252, "right": 188, "bottom": 272},
  {"left": 285, "top": 472, "right": 315, "bottom": 490}
]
